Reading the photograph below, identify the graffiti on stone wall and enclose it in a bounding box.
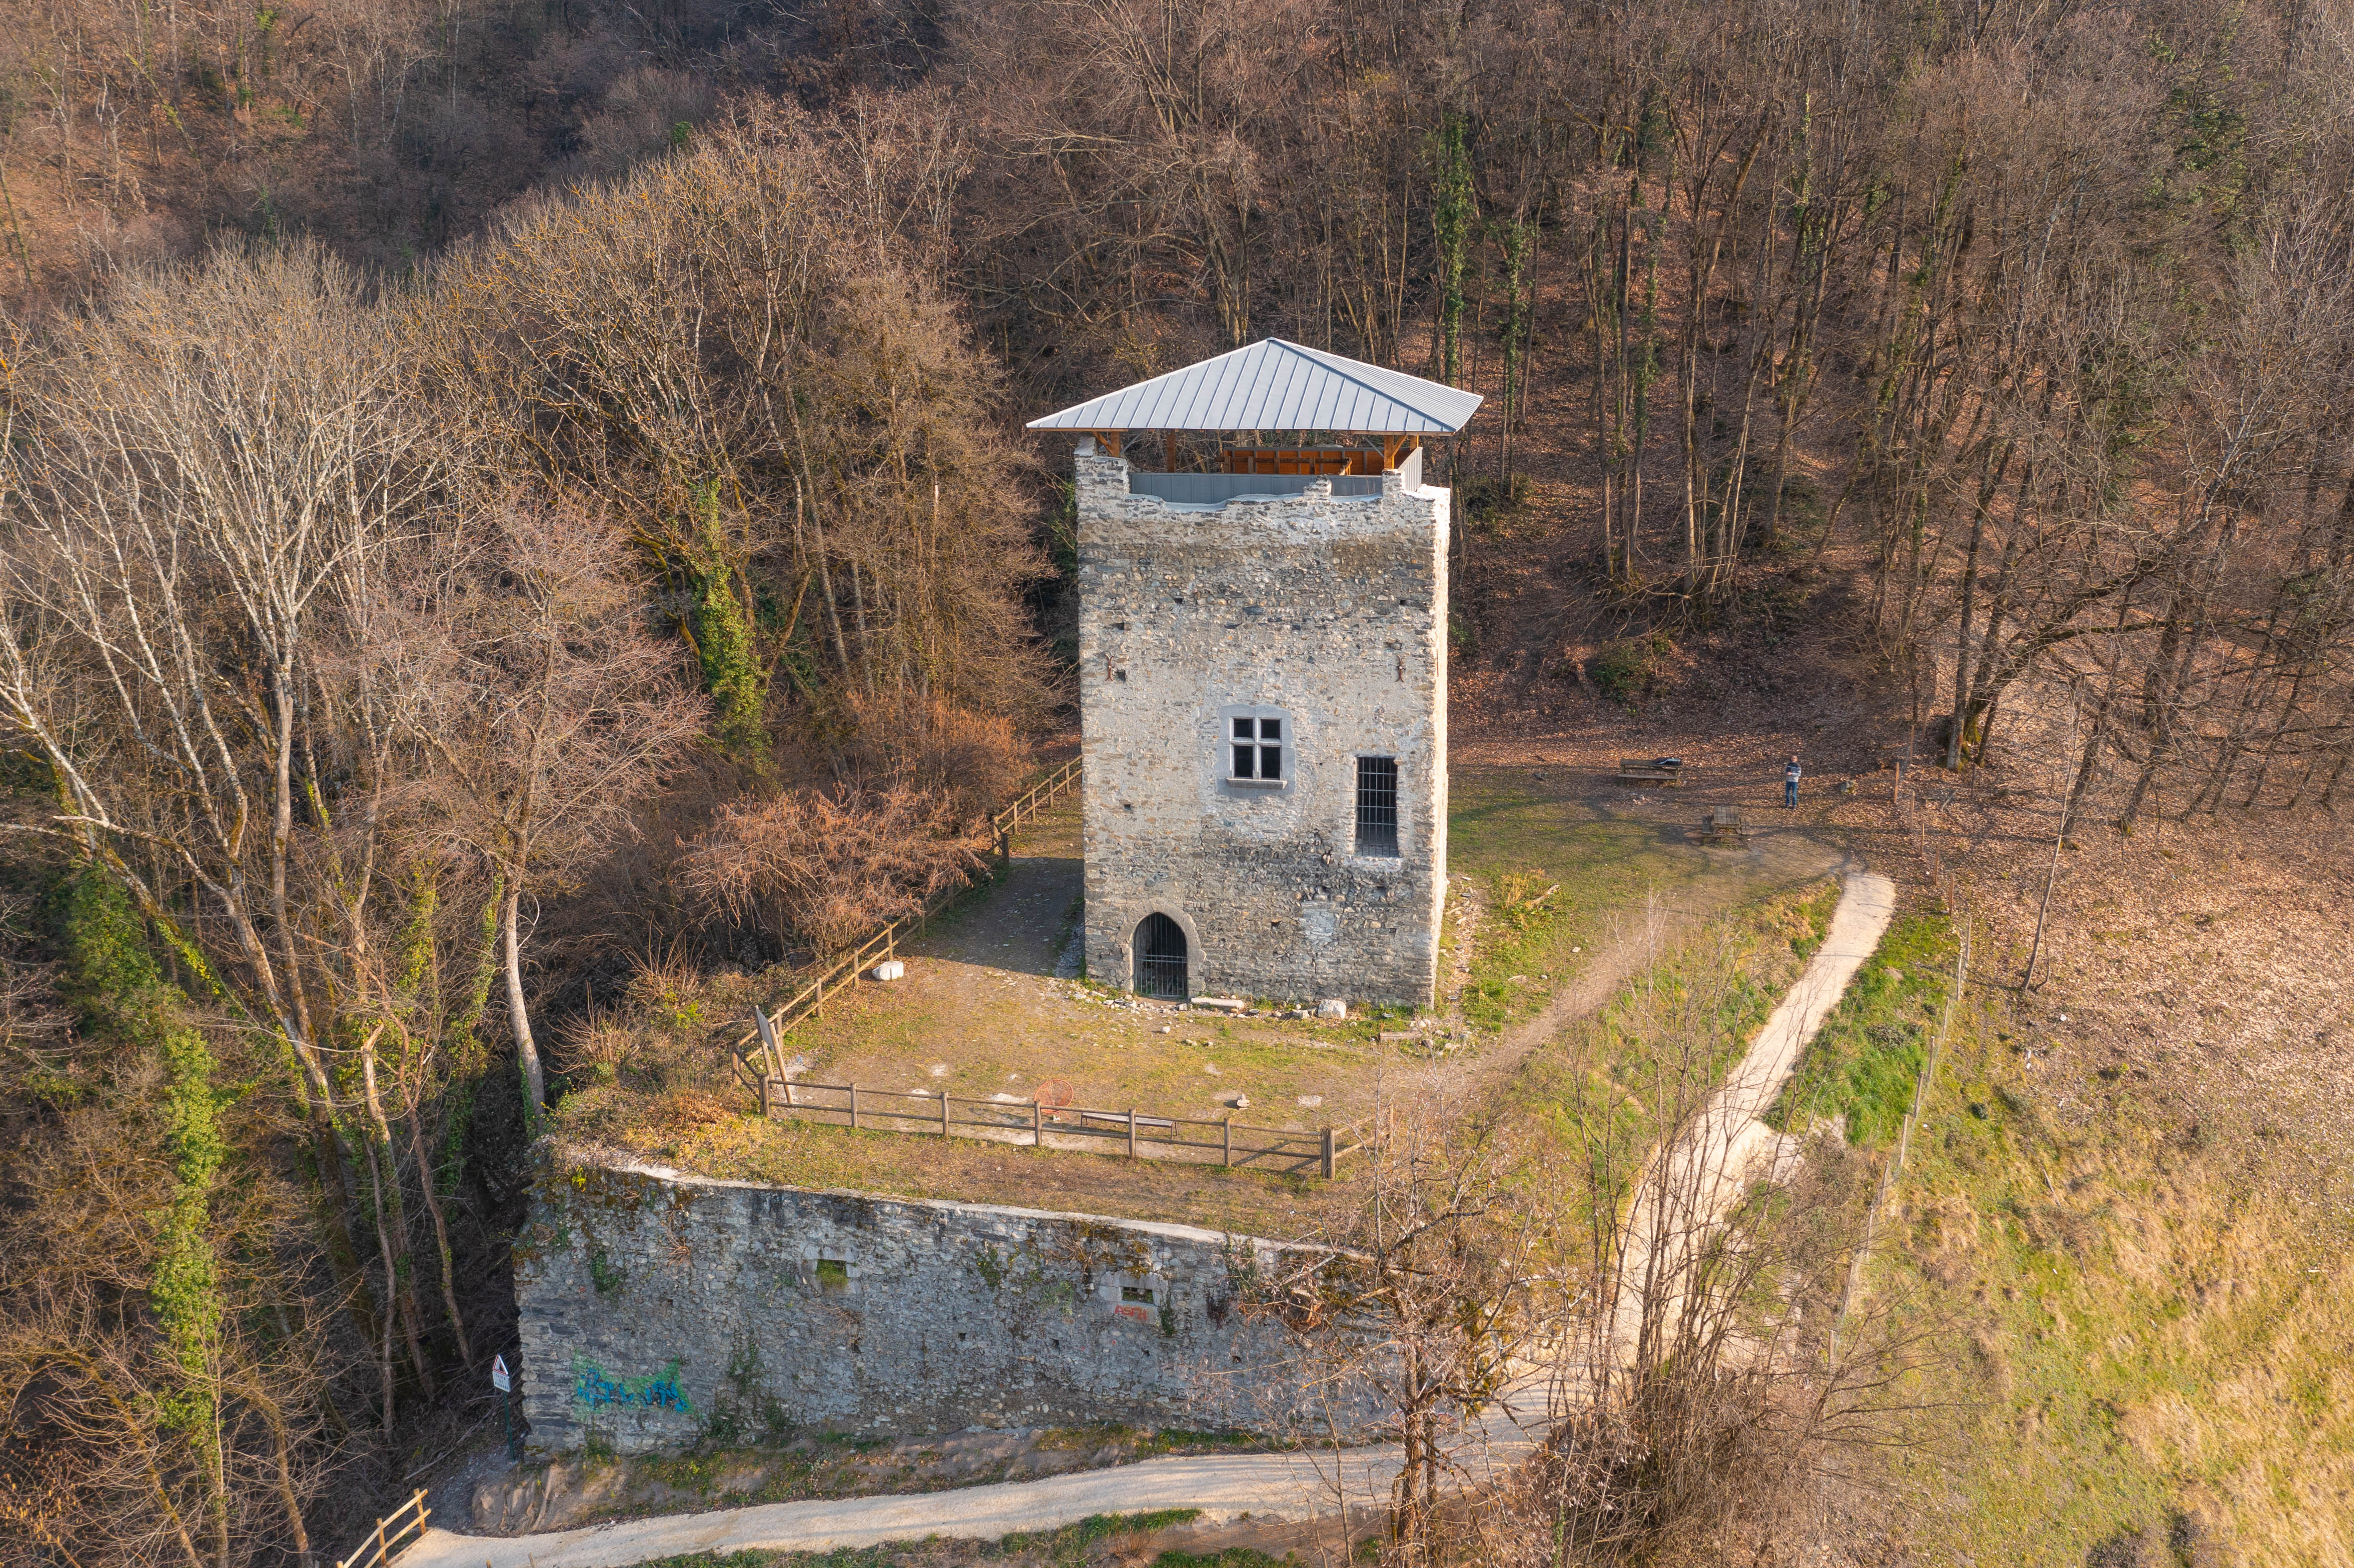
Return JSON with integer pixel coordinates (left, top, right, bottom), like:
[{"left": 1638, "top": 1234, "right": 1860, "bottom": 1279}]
[{"left": 571, "top": 1355, "right": 694, "bottom": 1414}]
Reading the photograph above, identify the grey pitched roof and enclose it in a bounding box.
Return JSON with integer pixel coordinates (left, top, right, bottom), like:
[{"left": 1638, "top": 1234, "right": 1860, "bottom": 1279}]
[{"left": 1025, "top": 339, "right": 1483, "bottom": 435}]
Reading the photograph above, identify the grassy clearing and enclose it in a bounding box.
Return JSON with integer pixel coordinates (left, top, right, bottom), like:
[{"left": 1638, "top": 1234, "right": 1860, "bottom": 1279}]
[
  {"left": 1765, "top": 908, "right": 1959, "bottom": 1146},
  {"left": 1500, "top": 878, "right": 1838, "bottom": 1240},
  {"left": 628, "top": 1508, "right": 1298, "bottom": 1567},
  {"left": 1874, "top": 1024, "right": 2354, "bottom": 1565},
  {"left": 1446, "top": 767, "right": 1716, "bottom": 1034},
  {"left": 555, "top": 775, "right": 1831, "bottom": 1235}
]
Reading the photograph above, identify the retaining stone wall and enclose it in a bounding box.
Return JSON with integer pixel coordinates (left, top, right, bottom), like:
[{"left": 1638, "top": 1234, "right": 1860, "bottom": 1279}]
[
  {"left": 516, "top": 1153, "right": 1333, "bottom": 1455},
  {"left": 1075, "top": 449, "right": 1449, "bottom": 1007}
]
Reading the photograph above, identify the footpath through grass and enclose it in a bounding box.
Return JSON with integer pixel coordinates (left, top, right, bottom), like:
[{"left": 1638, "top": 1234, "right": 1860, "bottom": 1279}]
[
  {"left": 1447, "top": 767, "right": 1717, "bottom": 1035},
  {"left": 1500, "top": 878, "right": 1839, "bottom": 1247}
]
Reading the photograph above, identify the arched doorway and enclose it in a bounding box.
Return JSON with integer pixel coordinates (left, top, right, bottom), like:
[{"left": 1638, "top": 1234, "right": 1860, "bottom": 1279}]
[{"left": 1134, "top": 913, "right": 1189, "bottom": 1000}]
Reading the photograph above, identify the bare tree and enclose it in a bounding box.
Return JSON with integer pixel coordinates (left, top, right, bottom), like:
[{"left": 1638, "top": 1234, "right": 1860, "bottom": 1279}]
[
  {"left": 1528, "top": 916, "right": 1940, "bottom": 1568},
  {"left": 1242, "top": 1067, "right": 1538, "bottom": 1567},
  {"left": 386, "top": 497, "right": 706, "bottom": 1122},
  {"left": 679, "top": 784, "right": 985, "bottom": 958},
  {"left": 0, "top": 241, "right": 440, "bottom": 1364}
]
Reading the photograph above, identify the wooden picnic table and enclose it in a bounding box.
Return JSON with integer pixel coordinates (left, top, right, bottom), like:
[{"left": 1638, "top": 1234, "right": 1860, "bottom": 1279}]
[
  {"left": 1614, "top": 756, "right": 1692, "bottom": 786},
  {"left": 1696, "top": 805, "right": 1749, "bottom": 845}
]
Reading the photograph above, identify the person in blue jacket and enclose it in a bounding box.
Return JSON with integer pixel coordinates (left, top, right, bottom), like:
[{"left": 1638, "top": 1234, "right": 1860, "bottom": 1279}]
[{"left": 1784, "top": 754, "right": 1802, "bottom": 808}]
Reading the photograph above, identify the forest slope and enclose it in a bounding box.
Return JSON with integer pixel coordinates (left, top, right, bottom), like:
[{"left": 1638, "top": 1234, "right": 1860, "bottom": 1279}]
[{"left": 7, "top": 1, "right": 2354, "bottom": 1564}]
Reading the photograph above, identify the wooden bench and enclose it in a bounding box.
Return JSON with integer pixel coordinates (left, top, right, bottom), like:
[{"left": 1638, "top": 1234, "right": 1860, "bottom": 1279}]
[
  {"left": 1614, "top": 756, "right": 1691, "bottom": 786},
  {"left": 1696, "top": 805, "right": 1749, "bottom": 846}
]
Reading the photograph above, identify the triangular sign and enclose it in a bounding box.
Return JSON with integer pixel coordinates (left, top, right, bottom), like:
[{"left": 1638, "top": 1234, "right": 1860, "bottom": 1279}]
[{"left": 491, "top": 1354, "right": 511, "bottom": 1393}]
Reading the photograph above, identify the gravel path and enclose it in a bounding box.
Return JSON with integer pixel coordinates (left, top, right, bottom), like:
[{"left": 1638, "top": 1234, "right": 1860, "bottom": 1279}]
[
  {"left": 396, "top": 1392, "right": 1549, "bottom": 1568},
  {"left": 1608, "top": 871, "right": 1897, "bottom": 1356}
]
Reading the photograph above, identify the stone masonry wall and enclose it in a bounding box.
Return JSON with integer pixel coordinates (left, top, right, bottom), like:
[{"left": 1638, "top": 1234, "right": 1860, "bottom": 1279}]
[
  {"left": 516, "top": 1153, "right": 1327, "bottom": 1455},
  {"left": 1075, "top": 448, "right": 1449, "bottom": 1007}
]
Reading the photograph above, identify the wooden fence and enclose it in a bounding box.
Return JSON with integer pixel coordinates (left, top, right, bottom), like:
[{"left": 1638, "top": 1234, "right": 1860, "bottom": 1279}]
[
  {"left": 728, "top": 756, "right": 1083, "bottom": 1084},
  {"left": 764, "top": 1079, "right": 1359, "bottom": 1178},
  {"left": 333, "top": 1489, "right": 427, "bottom": 1568}
]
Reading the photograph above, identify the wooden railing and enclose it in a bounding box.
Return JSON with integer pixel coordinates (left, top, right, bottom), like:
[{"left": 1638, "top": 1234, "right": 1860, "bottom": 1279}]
[
  {"left": 993, "top": 754, "right": 1083, "bottom": 844},
  {"left": 764, "top": 1079, "right": 1359, "bottom": 1178},
  {"left": 729, "top": 756, "right": 1084, "bottom": 1083},
  {"left": 334, "top": 1489, "right": 427, "bottom": 1568}
]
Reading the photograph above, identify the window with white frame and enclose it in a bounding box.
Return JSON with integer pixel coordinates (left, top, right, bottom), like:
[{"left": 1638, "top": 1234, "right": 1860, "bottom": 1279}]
[{"left": 1228, "top": 712, "right": 1286, "bottom": 784}]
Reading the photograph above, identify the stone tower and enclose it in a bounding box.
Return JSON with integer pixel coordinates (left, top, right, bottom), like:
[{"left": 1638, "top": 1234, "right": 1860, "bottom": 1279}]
[{"left": 1027, "top": 340, "right": 1479, "bottom": 1009}]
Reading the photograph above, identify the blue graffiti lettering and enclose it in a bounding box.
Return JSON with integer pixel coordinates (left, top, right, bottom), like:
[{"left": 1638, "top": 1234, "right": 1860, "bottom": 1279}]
[{"left": 570, "top": 1357, "right": 694, "bottom": 1414}]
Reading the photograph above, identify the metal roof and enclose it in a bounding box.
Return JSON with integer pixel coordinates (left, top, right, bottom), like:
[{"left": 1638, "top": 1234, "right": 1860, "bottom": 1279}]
[{"left": 1025, "top": 339, "right": 1483, "bottom": 436}]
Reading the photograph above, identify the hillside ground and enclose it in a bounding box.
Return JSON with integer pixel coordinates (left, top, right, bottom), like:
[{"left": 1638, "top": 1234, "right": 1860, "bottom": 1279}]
[
  {"left": 552, "top": 762, "right": 1844, "bottom": 1240},
  {"left": 534, "top": 393, "right": 2354, "bottom": 1564},
  {"left": 1450, "top": 582, "right": 2354, "bottom": 1563}
]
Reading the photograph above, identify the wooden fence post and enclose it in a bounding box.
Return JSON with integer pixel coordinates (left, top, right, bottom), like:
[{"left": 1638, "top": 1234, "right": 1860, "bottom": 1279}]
[
  {"left": 1127, "top": 1108, "right": 1138, "bottom": 1159},
  {"left": 849, "top": 1083, "right": 859, "bottom": 1130},
  {"left": 1321, "top": 1127, "right": 1335, "bottom": 1179},
  {"left": 1032, "top": 1100, "right": 1042, "bottom": 1146},
  {"left": 1222, "top": 1118, "right": 1232, "bottom": 1167},
  {"left": 941, "top": 1093, "right": 951, "bottom": 1136}
]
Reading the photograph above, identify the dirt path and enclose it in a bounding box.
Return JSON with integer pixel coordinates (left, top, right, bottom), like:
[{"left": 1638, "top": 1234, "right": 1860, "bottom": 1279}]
[
  {"left": 1608, "top": 871, "right": 1897, "bottom": 1357},
  {"left": 396, "top": 1390, "right": 1550, "bottom": 1568},
  {"left": 1452, "top": 766, "right": 1851, "bottom": 1092}
]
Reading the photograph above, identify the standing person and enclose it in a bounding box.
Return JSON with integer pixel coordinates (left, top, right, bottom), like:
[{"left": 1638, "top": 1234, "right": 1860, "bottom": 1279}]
[{"left": 1784, "top": 754, "right": 1802, "bottom": 808}]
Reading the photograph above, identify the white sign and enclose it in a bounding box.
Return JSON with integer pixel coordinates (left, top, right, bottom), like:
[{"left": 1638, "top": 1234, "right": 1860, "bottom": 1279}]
[{"left": 491, "top": 1354, "right": 511, "bottom": 1394}]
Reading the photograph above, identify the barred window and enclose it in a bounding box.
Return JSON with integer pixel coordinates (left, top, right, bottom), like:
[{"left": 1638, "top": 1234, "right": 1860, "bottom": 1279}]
[
  {"left": 1230, "top": 715, "right": 1284, "bottom": 782},
  {"left": 1356, "top": 756, "right": 1399, "bottom": 857}
]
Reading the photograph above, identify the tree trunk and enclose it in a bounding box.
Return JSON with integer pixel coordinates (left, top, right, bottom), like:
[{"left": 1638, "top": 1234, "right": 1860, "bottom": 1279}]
[
  {"left": 503, "top": 883, "right": 544, "bottom": 1125},
  {"left": 407, "top": 1081, "right": 473, "bottom": 1369}
]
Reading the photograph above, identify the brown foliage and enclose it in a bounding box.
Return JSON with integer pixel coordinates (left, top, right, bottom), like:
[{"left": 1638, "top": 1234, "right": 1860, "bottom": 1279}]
[
  {"left": 679, "top": 785, "right": 986, "bottom": 957},
  {"left": 421, "top": 102, "right": 1052, "bottom": 736},
  {"left": 834, "top": 695, "right": 1029, "bottom": 826}
]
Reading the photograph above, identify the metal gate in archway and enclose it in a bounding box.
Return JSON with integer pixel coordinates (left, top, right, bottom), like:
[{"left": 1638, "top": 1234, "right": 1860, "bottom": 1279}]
[{"left": 1134, "top": 913, "right": 1189, "bottom": 1000}]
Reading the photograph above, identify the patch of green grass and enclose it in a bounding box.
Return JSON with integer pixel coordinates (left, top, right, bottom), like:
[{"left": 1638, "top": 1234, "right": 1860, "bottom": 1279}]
[
  {"left": 998, "top": 1508, "right": 1204, "bottom": 1552},
  {"left": 1031, "top": 1425, "right": 1267, "bottom": 1456},
  {"left": 1503, "top": 880, "right": 1837, "bottom": 1239},
  {"left": 1766, "top": 909, "right": 1957, "bottom": 1145},
  {"left": 1868, "top": 1019, "right": 2354, "bottom": 1564},
  {"left": 1591, "top": 632, "right": 1674, "bottom": 707}
]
